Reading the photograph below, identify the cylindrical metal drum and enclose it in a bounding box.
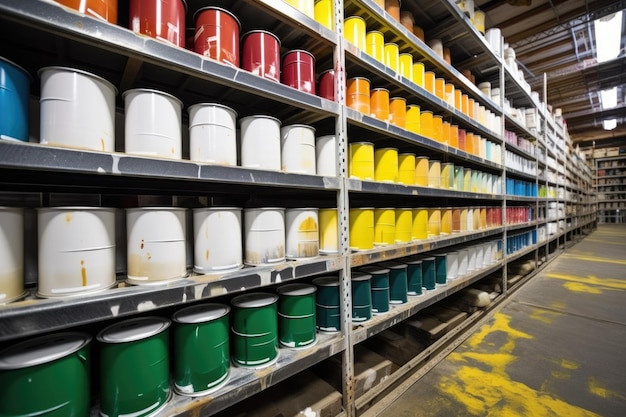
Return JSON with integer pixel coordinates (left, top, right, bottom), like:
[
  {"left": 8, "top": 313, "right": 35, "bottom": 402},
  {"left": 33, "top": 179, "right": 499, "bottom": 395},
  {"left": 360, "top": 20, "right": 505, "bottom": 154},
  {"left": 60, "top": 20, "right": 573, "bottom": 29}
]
[
  {"left": 193, "top": 207, "right": 242, "bottom": 274},
  {"left": 194, "top": 7, "right": 241, "bottom": 66},
  {"left": 316, "top": 135, "right": 337, "bottom": 176},
  {"left": 351, "top": 272, "right": 372, "bottom": 322},
  {"left": 344, "top": 16, "right": 366, "bottom": 50},
  {"left": 129, "top": 0, "right": 186, "bottom": 47},
  {"left": 346, "top": 77, "right": 370, "bottom": 113},
  {"left": 349, "top": 207, "right": 374, "bottom": 250},
  {"left": 55, "top": 0, "right": 118, "bottom": 23},
  {"left": 281, "top": 124, "right": 316, "bottom": 174},
  {"left": 240, "top": 115, "right": 281, "bottom": 170},
  {"left": 0, "top": 57, "right": 30, "bottom": 142},
  {"left": 0, "top": 207, "right": 25, "bottom": 303},
  {"left": 277, "top": 283, "right": 317, "bottom": 349},
  {"left": 313, "top": 276, "right": 340, "bottom": 332},
  {"left": 188, "top": 103, "right": 237, "bottom": 165},
  {"left": 318, "top": 208, "right": 338, "bottom": 254},
  {"left": 281, "top": 49, "right": 316, "bottom": 94},
  {"left": 374, "top": 208, "right": 396, "bottom": 246},
  {"left": 241, "top": 30, "right": 281, "bottom": 82},
  {"left": 318, "top": 69, "right": 336, "bottom": 101},
  {"left": 359, "top": 265, "right": 390, "bottom": 314},
  {"left": 285, "top": 208, "right": 319, "bottom": 259},
  {"left": 244, "top": 208, "right": 285, "bottom": 265},
  {"left": 231, "top": 292, "right": 279, "bottom": 367},
  {"left": 378, "top": 261, "right": 408, "bottom": 304},
  {"left": 349, "top": 141, "right": 375, "bottom": 180},
  {"left": 374, "top": 147, "right": 398, "bottom": 183}
]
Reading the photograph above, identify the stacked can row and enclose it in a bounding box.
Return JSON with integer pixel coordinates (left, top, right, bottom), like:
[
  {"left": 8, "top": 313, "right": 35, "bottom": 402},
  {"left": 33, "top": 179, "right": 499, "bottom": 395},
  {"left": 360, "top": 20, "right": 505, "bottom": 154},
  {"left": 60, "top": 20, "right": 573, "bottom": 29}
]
[
  {"left": 506, "top": 178, "right": 538, "bottom": 197},
  {"left": 506, "top": 231, "right": 537, "bottom": 255},
  {"left": 504, "top": 130, "right": 536, "bottom": 156},
  {"left": 505, "top": 150, "right": 537, "bottom": 176},
  {"left": 0, "top": 283, "right": 322, "bottom": 416},
  {"left": 348, "top": 206, "right": 502, "bottom": 251},
  {"left": 348, "top": 142, "right": 502, "bottom": 194},
  {"left": 505, "top": 206, "right": 534, "bottom": 225},
  {"left": 346, "top": 77, "right": 502, "bottom": 163}
]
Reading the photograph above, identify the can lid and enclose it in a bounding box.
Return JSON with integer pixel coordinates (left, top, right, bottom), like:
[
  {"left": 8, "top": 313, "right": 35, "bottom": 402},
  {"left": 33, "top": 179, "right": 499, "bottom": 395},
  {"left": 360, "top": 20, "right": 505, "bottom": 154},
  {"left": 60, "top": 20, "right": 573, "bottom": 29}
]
[
  {"left": 239, "top": 114, "right": 282, "bottom": 125},
  {"left": 173, "top": 303, "right": 230, "bottom": 324},
  {"left": 0, "top": 56, "right": 32, "bottom": 82},
  {"left": 37, "top": 206, "right": 115, "bottom": 212},
  {"left": 371, "top": 87, "right": 389, "bottom": 92},
  {"left": 377, "top": 261, "right": 407, "bottom": 269},
  {"left": 187, "top": 102, "right": 238, "bottom": 118},
  {"left": 403, "top": 257, "right": 423, "bottom": 265},
  {"left": 97, "top": 316, "right": 170, "bottom": 344},
  {"left": 345, "top": 15, "right": 365, "bottom": 22},
  {"left": 126, "top": 206, "right": 187, "bottom": 212},
  {"left": 421, "top": 256, "right": 436, "bottom": 261},
  {"left": 231, "top": 292, "right": 278, "bottom": 308},
  {"left": 312, "top": 276, "right": 339, "bottom": 287},
  {"left": 38, "top": 66, "right": 117, "bottom": 95},
  {"left": 122, "top": 88, "right": 183, "bottom": 107},
  {"left": 241, "top": 30, "right": 281, "bottom": 45},
  {"left": 281, "top": 124, "right": 316, "bottom": 132},
  {"left": 282, "top": 49, "right": 316, "bottom": 61},
  {"left": 193, "top": 6, "right": 241, "bottom": 30},
  {"left": 277, "top": 283, "right": 317, "bottom": 296},
  {"left": 351, "top": 272, "right": 371, "bottom": 281},
  {"left": 0, "top": 332, "right": 91, "bottom": 370},
  {"left": 358, "top": 265, "right": 390, "bottom": 275}
]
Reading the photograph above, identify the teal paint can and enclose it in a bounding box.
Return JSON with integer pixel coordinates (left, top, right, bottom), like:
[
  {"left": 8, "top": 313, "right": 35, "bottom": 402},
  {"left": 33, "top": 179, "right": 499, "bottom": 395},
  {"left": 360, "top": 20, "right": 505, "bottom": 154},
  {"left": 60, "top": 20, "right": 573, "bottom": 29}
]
[
  {"left": 434, "top": 253, "right": 448, "bottom": 286},
  {"left": 377, "top": 261, "right": 408, "bottom": 304},
  {"left": 421, "top": 256, "right": 436, "bottom": 290},
  {"left": 351, "top": 272, "right": 372, "bottom": 322},
  {"left": 172, "top": 303, "right": 230, "bottom": 396},
  {"left": 230, "top": 292, "right": 279, "bottom": 368},
  {"left": 358, "top": 265, "right": 390, "bottom": 314},
  {"left": 312, "top": 276, "right": 341, "bottom": 332},
  {"left": 0, "top": 332, "right": 91, "bottom": 417},
  {"left": 97, "top": 316, "right": 171, "bottom": 417},
  {"left": 277, "top": 283, "right": 317, "bottom": 349},
  {"left": 403, "top": 257, "right": 423, "bottom": 296}
]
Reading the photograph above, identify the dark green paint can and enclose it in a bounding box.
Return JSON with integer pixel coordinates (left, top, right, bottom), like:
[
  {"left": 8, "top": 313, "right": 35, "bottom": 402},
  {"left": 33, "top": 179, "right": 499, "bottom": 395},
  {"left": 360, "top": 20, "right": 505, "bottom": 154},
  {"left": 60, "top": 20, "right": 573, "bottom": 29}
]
[
  {"left": 312, "top": 276, "right": 341, "bottom": 332},
  {"left": 421, "top": 257, "right": 436, "bottom": 290},
  {"left": 403, "top": 257, "right": 423, "bottom": 296},
  {"left": 351, "top": 272, "right": 372, "bottom": 322},
  {"left": 434, "top": 253, "right": 448, "bottom": 286},
  {"left": 377, "top": 261, "right": 408, "bottom": 304},
  {"left": 277, "top": 283, "right": 317, "bottom": 349},
  {"left": 358, "top": 265, "right": 390, "bottom": 314}
]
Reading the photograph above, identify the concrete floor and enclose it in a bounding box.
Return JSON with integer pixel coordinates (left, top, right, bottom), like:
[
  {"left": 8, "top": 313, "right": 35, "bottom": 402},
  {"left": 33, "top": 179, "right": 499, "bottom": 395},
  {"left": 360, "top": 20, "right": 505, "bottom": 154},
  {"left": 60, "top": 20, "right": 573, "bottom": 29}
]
[{"left": 380, "top": 225, "right": 626, "bottom": 417}]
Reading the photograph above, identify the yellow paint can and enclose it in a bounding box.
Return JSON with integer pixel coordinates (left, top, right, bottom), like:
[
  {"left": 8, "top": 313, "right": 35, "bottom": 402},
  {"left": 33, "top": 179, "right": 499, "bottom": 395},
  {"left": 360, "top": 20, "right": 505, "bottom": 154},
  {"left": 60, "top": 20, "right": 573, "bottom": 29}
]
[
  {"left": 374, "top": 147, "right": 399, "bottom": 183},
  {"left": 348, "top": 141, "right": 374, "bottom": 180},
  {"left": 395, "top": 208, "right": 413, "bottom": 243},
  {"left": 374, "top": 208, "right": 396, "bottom": 246},
  {"left": 314, "top": 0, "right": 334, "bottom": 30},
  {"left": 406, "top": 104, "right": 421, "bottom": 134},
  {"left": 366, "top": 31, "right": 385, "bottom": 63},
  {"left": 397, "top": 153, "right": 416, "bottom": 185},
  {"left": 349, "top": 207, "right": 374, "bottom": 250},
  {"left": 344, "top": 16, "right": 366, "bottom": 50},
  {"left": 412, "top": 208, "right": 428, "bottom": 240},
  {"left": 415, "top": 156, "right": 429, "bottom": 186},
  {"left": 318, "top": 208, "right": 338, "bottom": 254}
]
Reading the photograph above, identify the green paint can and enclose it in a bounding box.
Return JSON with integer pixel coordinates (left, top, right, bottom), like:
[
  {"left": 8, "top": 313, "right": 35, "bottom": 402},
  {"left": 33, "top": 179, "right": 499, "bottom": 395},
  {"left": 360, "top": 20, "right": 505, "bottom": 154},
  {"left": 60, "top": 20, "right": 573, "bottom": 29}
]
[
  {"left": 230, "top": 292, "right": 279, "bottom": 368},
  {"left": 97, "top": 316, "right": 171, "bottom": 417},
  {"left": 173, "top": 303, "right": 230, "bottom": 396},
  {"left": 277, "top": 283, "right": 317, "bottom": 349},
  {"left": 312, "top": 276, "right": 341, "bottom": 333},
  {"left": 421, "top": 256, "right": 436, "bottom": 290},
  {"left": 403, "top": 257, "right": 423, "bottom": 296},
  {"left": 434, "top": 253, "right": 448, "bottom": 286},
  {"left": 351, "top": 272, "right": 372, "bottom": 322},
  {"left": 377, "top": 261, "right": 408, "bottom": 304},
  {"left": 358, "top": 265, "right": 390, "bottom": 314},
  {"left": 0, "top": 332, "right": 91, "bottom": 417}
]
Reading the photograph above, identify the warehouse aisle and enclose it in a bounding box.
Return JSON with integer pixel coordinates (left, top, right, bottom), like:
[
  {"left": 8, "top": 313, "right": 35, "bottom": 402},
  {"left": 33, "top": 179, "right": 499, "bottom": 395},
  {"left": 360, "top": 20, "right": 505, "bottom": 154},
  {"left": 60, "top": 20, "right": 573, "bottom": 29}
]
[{"left": 380, "top": 225, "right": 626, "bottom": 417}]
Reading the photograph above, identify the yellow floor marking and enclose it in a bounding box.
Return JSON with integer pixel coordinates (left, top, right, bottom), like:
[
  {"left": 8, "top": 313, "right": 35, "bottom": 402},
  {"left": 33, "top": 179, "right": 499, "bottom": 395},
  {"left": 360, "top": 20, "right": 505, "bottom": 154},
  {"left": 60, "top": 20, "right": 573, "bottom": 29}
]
[
  {"left": 588, "top": 377, "right": 626, "bottom": 401},
  {"left": 563, "top": 282, "right": 604, "bottom": 294},
  {"left": 561, "top": 254, "right": 626, "bottom": 266},
  {"left": 560, "top": 359, "right": 580, "bottom": 370},
  {"left": 551, "top": 300, "right": 568, "bottom": 310},
  {"left": 530, "top": 308, "right": 561, "bottom": 324},
  {"left": 546, "top": 273, "right": 626, "bottom": 291}
]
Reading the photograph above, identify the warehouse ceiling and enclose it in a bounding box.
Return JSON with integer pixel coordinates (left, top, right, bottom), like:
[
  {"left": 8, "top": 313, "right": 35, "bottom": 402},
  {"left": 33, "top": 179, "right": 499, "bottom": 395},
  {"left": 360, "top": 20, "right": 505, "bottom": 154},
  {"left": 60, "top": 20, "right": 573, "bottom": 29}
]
[{"left": 475, "top": 0, "right": 626, "bottom": 149}]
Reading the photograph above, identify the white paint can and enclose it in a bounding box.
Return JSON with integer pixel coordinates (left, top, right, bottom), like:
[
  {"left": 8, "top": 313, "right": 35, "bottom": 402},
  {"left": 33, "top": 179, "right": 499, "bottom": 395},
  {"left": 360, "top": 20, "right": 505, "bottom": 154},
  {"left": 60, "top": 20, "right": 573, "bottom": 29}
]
[
  {"left": 467, "top": 245, "right": 477, "bottom": 273},
  {"left": 244, "top": 208, "right": 285, "bottom": 265},
  {"left": 39, "top": 66, "right": 117, "bottom": 152},
  {"left": 0, "top": 207, "right": 25, "bottom": 303},
  {"left": 38, "top": 207, "right": 116, "bottom": 297},
  {"left": 126, "top": 207, "right": 187, "bottom": 285},
  {"left": 193, "top": 207, "right": 243, "bottom": 274},
  {"left": 457, "top": 249, "right": 468, "bottom": 277},
  {"left": 475, "top": 244, "right": 484, "bottom": 269},
  {"left": 240, "top": 115, "right": 281, "bottom": 170},
  {"left": 123, "top": 88, "right": 183, "bottom": 159},
  {"left": 315, "top": 135, "right": 337, "bottom": 176},
  {"left": 482, "top": 242, "right": 493, "bottom": 265},
  {"left": 446, "top": 251, "right": 459, "bottom": 281},
  {"left": 285, "top": 208, "right": 319, "bottom": 259},
  {"left": 281, "top": 124, "right": 316, "bottom": 174},
  {"left": 188, "top": 103, "right": 237, "bottom": 165}
]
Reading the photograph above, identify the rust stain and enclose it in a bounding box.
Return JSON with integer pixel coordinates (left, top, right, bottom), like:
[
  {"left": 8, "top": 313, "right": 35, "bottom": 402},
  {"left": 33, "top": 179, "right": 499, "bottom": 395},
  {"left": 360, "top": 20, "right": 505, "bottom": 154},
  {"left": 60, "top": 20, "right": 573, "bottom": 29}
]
[
  {"left": 140, "top": 239, "right": 144, "bottom": 250},
  {"left": 171, "top": 146, "right": 175, "bottom": 154},
  {"left": 205, "top": 249, "right": 209, "bottom": 260},
  {"left": 65, "top": 213, "right": 72, "bottom": 223},
  {"left": 80, "top": 259, "right": 87, "bottom": 286},
  {"left": 100, "top": 138, "right": 105, "bottom": 151},
  {"left": 146, "top": 252, "right": 152, "bottom": 260}
]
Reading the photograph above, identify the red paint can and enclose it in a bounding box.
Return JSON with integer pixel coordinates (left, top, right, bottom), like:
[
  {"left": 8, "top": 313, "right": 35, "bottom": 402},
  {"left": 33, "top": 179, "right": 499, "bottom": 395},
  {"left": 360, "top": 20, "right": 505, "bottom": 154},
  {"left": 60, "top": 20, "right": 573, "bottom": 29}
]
[
  {"left": 281, "top": 50, "right": 316, "bottom": 95},
  {"left": 55, "top": 0, "right": 118, "bottom": 24},
  {"left": 242, "top": 30, "right": 281, "bottom": 83},
  {"left": 194, "top": 7, "right": 241, "bottom": 67},
  {"left": 318, "top": 69, "right": 335, "bottom": 101},
  {"left": 129, "top": 0, "right": 186, "bottom": 48}
]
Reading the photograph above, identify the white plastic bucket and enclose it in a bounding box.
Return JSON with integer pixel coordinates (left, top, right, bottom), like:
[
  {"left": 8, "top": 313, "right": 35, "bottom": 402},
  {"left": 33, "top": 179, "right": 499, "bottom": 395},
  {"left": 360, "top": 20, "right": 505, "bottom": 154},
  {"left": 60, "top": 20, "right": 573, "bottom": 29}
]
[
  {"left": 38, "top": 207, "right": 116, "bottom": 297},
  {"left": 188, "top": 103, "right": 237, "bottom": 165},
  {"left": 126, "top": 207, "right": 187, "bottom": 284},
  {"left": 193, "top": 207, "right": 242, "bottom": 274},
  {"left": 0, "top": 208, "right": 25, "bottom": 303},
  {"left": 244, "top": 208, "right": 285, "bottom": 265},
  {"left": 315, "top": 135, "right": 337, "bottom": 176},
  {"left": 39, "top": 67, "right": 117, "bottom": 152},
  {"left": 446, "top": 251, "right": 459, "bottom": 281},
  {"left": 123, "top": 88, "right": 183, "bottom": 159},
  {"left": 240, "top": 115, "right": 281, "bottom": 170},
  {"left": 285, "top": 208, "right": 319, "bottom": 259},
  {"left": 281, "top": 124, "right": 316, "bottom": 174}
]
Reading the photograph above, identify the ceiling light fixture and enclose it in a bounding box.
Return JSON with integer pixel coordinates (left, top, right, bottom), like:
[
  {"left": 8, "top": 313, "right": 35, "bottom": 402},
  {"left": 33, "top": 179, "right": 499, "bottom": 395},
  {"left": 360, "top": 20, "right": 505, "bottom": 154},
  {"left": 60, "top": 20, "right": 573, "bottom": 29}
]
[{"left": 594, "top": 11, "right": 623, "bottom": 63}]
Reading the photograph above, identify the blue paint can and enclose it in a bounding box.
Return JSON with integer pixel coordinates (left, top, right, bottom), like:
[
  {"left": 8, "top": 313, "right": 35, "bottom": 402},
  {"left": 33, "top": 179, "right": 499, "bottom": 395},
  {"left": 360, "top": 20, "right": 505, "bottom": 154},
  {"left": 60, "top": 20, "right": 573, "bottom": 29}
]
[{"left": 0, "top": 57, "right": 30, "bottom": 142}]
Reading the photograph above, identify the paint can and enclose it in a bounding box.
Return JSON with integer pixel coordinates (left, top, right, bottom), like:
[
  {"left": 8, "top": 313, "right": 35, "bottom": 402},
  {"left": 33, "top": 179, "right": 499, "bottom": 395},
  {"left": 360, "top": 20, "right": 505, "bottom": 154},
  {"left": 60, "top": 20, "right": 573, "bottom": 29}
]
[
  {"left": 464, "top": 168, "right": 472, "bottom": 192},
  {"left": 346, "top": 77, "right": 371, "bottom": 113},
  {"left": 366, "top": 31, "right": 385, "bottom": 63},
  {"left": 359, "top": 266, "right": 390, "bottom": 314},
  {"left": 454, "top": 165, "right": 464, "bottom": 190},
  {"left": 316, "top": 135, "right": 337, "bottom": 176},
  {"left": 351, "top": 272, "right": 372, "bottom": 322},
  {"left": 452, "top": 208, "right": 461, "bottom": 233},
  {"left": 312, "top": 276, "right": 340, "bottom": 332},
  {"left": 370, "top": 87, "right": 390, "bottom": 121},
  {"left": 421, "top": 257, "right": 436, "bottom": 290},
  {"left": 441, "top": 208, "right": 452, "bottom": 235},
  {"left": 374, "top": 147, "right": 398, "bottom": 183},
  {"left": 344, "top": 16, "right": 366, "bottom": 50},
  {"left": 241, "top": 30, "right": 281, "bottom": 82},
  {"left": 0, "top": 57, "right": 30, "bottom": 142},
  {"left": 314, "top": 0, "right": 334, "bottom": 30},
  {"left": 428, "top": 38, "right": 443, "bottom": 58},
  {"left": 230, "top": 292, "right": 279, "bottom": 367},
  {"left": 399, "top": 53, "right": 413, "bottom": 80},
  {"left": 415, "top": 156, "right": 429, "bottom": 186},
  {"left": 428, "top": 160, "right": 441, "bottom": 188},
  {"left": 0, "top": 207, "right": 25, "bottom": 303},
  {"left": 172, "top": 304, "right": 230, "bottom": 396},
  {"left": 55, "top": 0, "right": 118, "bottom": 23},
  {"left": 475, "top": 244, "right": 484, "bottom": 269},
  {"left": 446, "top": 251, "right": 459, "bottom": 281},
  {"left": 433, "top": 253, "right": 447, "bottom": 286},
  {"left": 318, "top": 208, "right": 338, "bottom": 254},
  {"left": 404, "top": 257, "right": 423, "bottom": 296},
  {"left": 192, "top": 207, "right": 242, "bottom": 274},
  {"left": 98, "top": 317, "right": 171, "bottom": 417},
  {"left": 281, "top": 124, "right": 316, "bottom": 174},
  {"left": 123, "top": 88, "right": 183, "bottom": 159},
  {"left": 406, "top": 104, "right": 421, "bottom": 134},
  {"left": 483, "top": 242, "right": 493, "bottom": 265},
  {"left": 435, "top": 78, "right": 446, "bottom": 100},
  {"left": 39, "top": 66, "right": 116, "bottom": 152},
  {"left": 244, "top": 208, "right": 285, "bottom": 265},
  {"left": 424, "top": 71, "right": 435, "bottom": 94},
  {"left": 374, "top": 208, "right": 396, "bottom": 246},
  {"left": 412, "top": 62, "right": 425, "bottom": 87},
  {"left": 282, "top": 49, "right": 316, "bottom": 94},
  {"left": 285, "top": 0, "right": 315, "bottom": 18},
  {"left": 129, "top": 0, "right": 186, "bottom": 47},
  {"left": 397, "top": 153, "right": 415, "bottom": 185},
  {"left": 349, "top": 207, "right": 374, "bottom": 250},
  {"left": 399, "top": 10, "right": 414, "bottom": 31},
  {"left": 412, "top": 208, "right": 428, "bottom": 240},
  {"left": 432, "top": 115, "right": 443, "bottom": 142},
  {"left": 473, "top": 10, "right": 485, "bottom": 34},
  {"left": 441, "top": 162, "right": 454, "bottom": 189},
  {"left": 395, "top": 208, "right": 413, "bottom": 243},
  {"left": 277, "top": 283, "right": 317, "bottom": 349},
  {"left": 384, "top": 43, "right": 399, "bottom": 73},
  {"left": 458, "top": 249, "right": 469, "bottom": 277},
  {"left": 384, "top": 0, "right": 400, "bottom": 21},
  {"left": 378, "top": 261, "right": 408, "bottom": 304},
  {"left": 389, "top": 97, "right": 407, "bottom": 128},
  {"left": 194, "top": 6, "right": 241, "bottom": 66},
  {"left": 460, "top": 207, "right": 468, "bottom": 232},
  {"left": 420, "top": 110, "right": 434, "bottom": 139},
  {"left": 318, "top": 69, "right": 336, "bottom": 101},
  {"left": 38, "top": 207, "right": 116, "bottom": 297},
  {"left": 0, "top": 332, "right": 91, "bottom": 417},
  {"left": 442, "top": 121, "right": 451, "bottom": 145},
  {"left": 467, "top": 245, "right": 477, "bottom": 272},
  {"left": 428, "top": 208, "right": 441, "bottom": 238},
  {"left": 240, "top": 115, "right": 281, "bottom": 170},
  {"left": 285, "top": 208, "right": 319, "bottom": 259},
  {"left": 445, "top": 83, "right": 456, "bottom": 106},
  {"left": 188, "top": 102, "right": 237, "bottom": 165},
  {"left": 348, "top": 141, "right": 374, "bottom": 180}
]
